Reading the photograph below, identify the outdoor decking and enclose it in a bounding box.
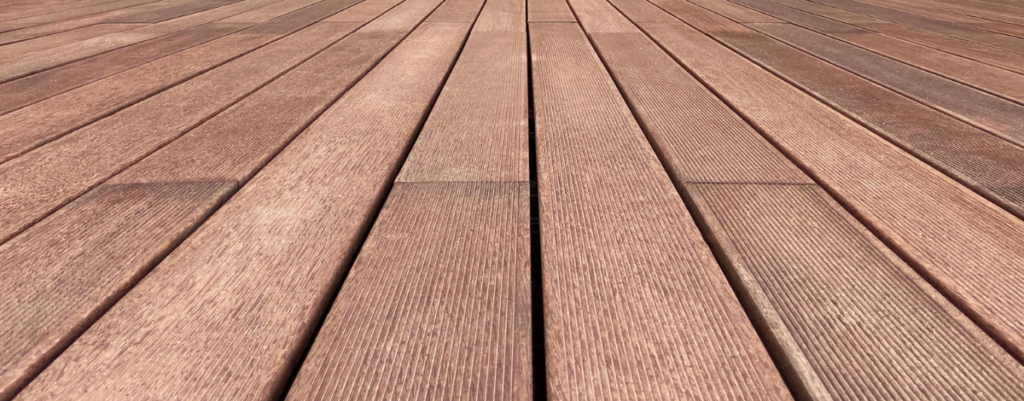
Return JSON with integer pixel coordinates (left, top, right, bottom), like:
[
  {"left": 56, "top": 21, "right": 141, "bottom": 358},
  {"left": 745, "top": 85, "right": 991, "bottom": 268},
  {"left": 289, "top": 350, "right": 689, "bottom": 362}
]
[{"left": 2, "top": 0, "right": 1024, "bottom": 399}]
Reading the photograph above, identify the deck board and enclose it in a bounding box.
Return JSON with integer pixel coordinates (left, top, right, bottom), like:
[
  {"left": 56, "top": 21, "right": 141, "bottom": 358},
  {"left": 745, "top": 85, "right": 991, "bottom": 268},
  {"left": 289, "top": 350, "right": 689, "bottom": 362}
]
[
  {"left": 13, "top": 16, "right": 470, "bottom": 401},
  {"left": 3, "top": 0, "right": 1024, "bottom": 398}
]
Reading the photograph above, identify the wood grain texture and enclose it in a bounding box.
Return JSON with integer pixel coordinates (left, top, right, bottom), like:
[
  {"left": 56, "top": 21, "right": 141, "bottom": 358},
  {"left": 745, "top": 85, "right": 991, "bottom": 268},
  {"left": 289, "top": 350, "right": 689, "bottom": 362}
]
[
  {"left": 0, "top": 0, "right": 188, "bottom": 46},
  {"left": 109, "top": 0, "right": 239, "bottom": 23},
  {"left": 399, "top": 0, "right": 525, "bottom": 182},
  {"left": 528, "top": 0, "right": 575, "bottom": 22},
  {"left": 0, "top": 20, "right": 359, "bottom": 244},
  {"left": 714, "top": 29, "right": 1024, "bottom": 217},
  {"left": 0, "top": 21, "right": 246, "bottom": 116},
  {"left": 0, "top": 2, "right": 413, "bottom": 397},
  {"left": 326, "top": 0, "right": 404, "bottom": 21},
  {"left": 748, "top": 22, "right": 1024, "bottom": 147},
  {"left": 687, "top": 183, "right": 1024, "bottom": 399},
  {"left": 530, "top": 22, "right": 791, "bottom": 400},
  {"left": 14, "top": 21, "right": 470, "bottom": 401},
  {"left": 224, "top": 0, "right": 325, "bottom": 23},
  {"left": 286, "top": 182, "right": 532, "bottom": 400},
  {"left": 633, "top": 0, "right": 1024, "bottom": 366},
  {"left": 0, "top": 181, "right": 235, "bottom": 401},
  {"left": 0, "top": 23, "right": 142, "bottom": 63}
]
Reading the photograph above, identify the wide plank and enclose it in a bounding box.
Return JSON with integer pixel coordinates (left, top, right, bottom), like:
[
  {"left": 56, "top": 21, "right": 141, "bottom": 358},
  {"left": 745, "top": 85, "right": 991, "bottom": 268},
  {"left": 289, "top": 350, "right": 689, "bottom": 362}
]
[
  {"left": 14, "top": 19, "right": 471, "bottom": 401},
  {"left": 531, "top": 21, "right": 791, "bottom": 400},
  {"left": 0, "top": 0, "right": 415, "bottom": 396}
]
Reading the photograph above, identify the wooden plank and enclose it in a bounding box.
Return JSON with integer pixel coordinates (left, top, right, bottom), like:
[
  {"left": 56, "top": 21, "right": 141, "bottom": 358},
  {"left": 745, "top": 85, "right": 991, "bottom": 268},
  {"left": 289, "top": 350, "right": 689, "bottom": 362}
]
[
  {"left": 285, "top": 182, "right": 531, "bottom": 400},
  {"left": 0, "top": 0, "right": 281, "bottom": 82},
  {"left": 0, "top": 0, "right": 435, "bottom": 397},
  {"left": 0, "top": 0, "right": 158, "bottom": 26},
  {"left": 847, "top": 0, "right": 1024, "bottom": 38},
  {"left": 745, "top": 21, "right": 1024, "bottom": 147},
  {"left": 0, "top": 19, "right": 360, "bottom": 244},
  {"left": 0, "top": 23, "right": 143, "bottom": 63},
  {"left": 288, "top": 0, "right": 533, "bottom": 397},
  {"left": 713, "top": 28, "right": 1024, "bottom": 218},
  {"left": 14, "top": 20, "right": 470, "bottom": 400},
  {"left": 399, "top": 0, "right": 525, "bottom": 181},
  {"left": 0, "top": 21, "right": 247, "bottom": 116},
  {"left": 530, "top": 21, "right": 791, "bottom": 400},
  {"left": 0, "top": 0, "right": 188, "bottom": 46},
  {"left": 0, "top": 0, "right": 359, "bottom": 163},
  {"left": 686, "top": 183, "right": 1024, "bottom": 399},
  {"left": 222, "top": 0, "right": 323, "bottom": 22},
  {"left": 528, "top": 0, "right": 574, "bottom": 22},
  {"left": 635, "top": 0, "right": 1024, "bottom": 366},
  {"left": 765, "top": 0, "right": 1024, "bottom": 75},
  {"left": 109, "top": 0, "right": 240, "bottom": 23}
]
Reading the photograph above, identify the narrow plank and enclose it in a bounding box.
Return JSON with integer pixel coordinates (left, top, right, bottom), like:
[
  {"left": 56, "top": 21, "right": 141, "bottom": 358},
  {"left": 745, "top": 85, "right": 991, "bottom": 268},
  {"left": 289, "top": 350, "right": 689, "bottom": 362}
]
[
  {"left": 0, "top": 0, "right": 189, "bottom": 46},
  {"left": 637, "top": 0, "right": 1024, "bottom": 365},
  {"left": 746, "top": 21, "right": 1024, "bottom": 147},
  {"left": 109, "top": 0, "right": 240, "bottom": 23},
  {"left": 0, "top": 0, "right": 281, "bottom": 82},
  {"left": 576, "top": 1, "right": 1024, "bottom": 398},
  {"left": 713, "top": 28, "right": 1024, "bottom": 217},
  {"left": 686, "top": 184, "right": 1024, "bottom": 399},
  {"left": 688, "top": 0, "right": 780, "bottom": 22},
  {"left": 0, "top": 0, "right": 359, "bottom": 164},
  {"left": 0, "top": 21, "right": 247, "bottom": 116},
  {"left": 0, "top": 0, "right": 158, "bottom": 26},
  {"left": 726, "top": 0, "right": 870, "bottom": 33},
  {"left": 285, "top": 182, "right": 531, "bottom": 400},
  {"left": 0, "top": 19, "right": 360, "bottom": 244},
  {"left": 14, "top": 20, "right": 471, "bottom": 400},
  {"left": 528, "top": 0, "right": 575, "bottom": 22},
  {"left": 765, "top": 0, "right": 1024, "bottom": 75},
  {"left": 803, "top": 0, "right": 1024, "bottom": 53},
  {"left": 531, "top": 21, "right": 791, "bottom": 400},
  {"left": 849, "top": 0, "right": 1024, "bottom": 38},
  {"left": 223, "top": 0, "right": 324, "bottom": 22},
  {"left": 288, "top": 0, "right": 532, "bottom": 397},
  {"left": 0, "top": 0, "right": 433, "bottom": 396},
  {"left": 0, "top": 23, "right": 142, "bottom": 63}
]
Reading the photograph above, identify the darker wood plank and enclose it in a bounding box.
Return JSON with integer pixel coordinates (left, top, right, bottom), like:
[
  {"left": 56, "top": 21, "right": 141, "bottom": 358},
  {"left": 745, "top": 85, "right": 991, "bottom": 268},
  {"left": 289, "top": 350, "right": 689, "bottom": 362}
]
[
  {"left": 109, "top": 0, "right": 240, "bottom": 23},
  {"left": 635, "top": 0, "right": 1024, "bottom": 367},
  {"left": 531, "top": 21, "right": 791, "bottom": 400},
  {"left": 13, "top": 19, "right": 470, "bottom": 401}
]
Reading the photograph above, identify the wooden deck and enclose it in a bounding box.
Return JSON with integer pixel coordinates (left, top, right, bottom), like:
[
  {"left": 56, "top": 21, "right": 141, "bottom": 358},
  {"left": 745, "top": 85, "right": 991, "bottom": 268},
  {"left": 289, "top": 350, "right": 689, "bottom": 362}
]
[{"left": 2, "top": 0, "right": 1024, "bottom": 398}]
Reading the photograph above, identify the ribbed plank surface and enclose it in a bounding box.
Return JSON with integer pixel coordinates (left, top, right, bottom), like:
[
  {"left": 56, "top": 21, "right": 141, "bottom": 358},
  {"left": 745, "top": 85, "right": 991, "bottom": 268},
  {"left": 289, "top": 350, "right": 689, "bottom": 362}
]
[
  {"left": 748, "top": 22, "right": 1024, "bottom": 147},
  {"left": 0, "top": 23, "right": 141, "bottom": 63},
  {"left": 14, "top": 21, "right": 470, "bottom": 400},
  {"left": 399, "top": 0, "right": 526, "bottom": 182},
  {"left": 0, "top": 20, "right": 358, "bottom": 243},
  {"left": 636, "top": 0, "right": 1024, "bottom": 364},
  {"left": 0, "top": 22, "right": 246, "bottom": 116},
  {"left": 531, "top": 22, "right": 791, "bottom": 400},
  {"left": 111, "top": 0, "right": 238, "bottom": 23},
  {"left": 0, "top": 2, "right": 418, "bottom": 398},
  {"left": 286, "top": 182, "right": 532, "bottom": 400},
  {"left": 528, "top": 0, "right": 574, "bottom": 22},
  {"left": 713, "top": 29, "right": 1024, "bottom": 217},
  {"left": 688, "top": 183, "right": 1024, "bottom": 400}
]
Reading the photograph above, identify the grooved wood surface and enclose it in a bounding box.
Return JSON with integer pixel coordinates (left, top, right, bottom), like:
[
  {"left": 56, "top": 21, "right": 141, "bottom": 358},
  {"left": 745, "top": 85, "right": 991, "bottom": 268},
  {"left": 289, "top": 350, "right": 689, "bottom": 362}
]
[
  {"left": 14, "top": 20, "right": 470, "bottom": 401},
  {"left": 636, "top": 0, "right": 1024, "bottom": 366},
  {"left": 399, "top": 0, "right": 525, "bottom": 182},
  {"left": 528, "top": 0, "right": 574, "bottom": 22},
  {"left": 0, "top": 19, "right": 360, "bottom": 243},
  {"left": 0, "top": 2, "right": 415, "bottom": 399},
  {"left": 286, "top": 182, "right": 532, "bottom": 400},
  {"left": 530, "top": 22, "right": 791, "bottom": 400},
  {"left": 748, "top": 22, "right": 1024, "bottom": 147},
  {"left": 687, "top": 183, "right": 1024, "bottom": 399},
  {"left": 714, "top": 29, "right": 1024, "bottom": 217}
]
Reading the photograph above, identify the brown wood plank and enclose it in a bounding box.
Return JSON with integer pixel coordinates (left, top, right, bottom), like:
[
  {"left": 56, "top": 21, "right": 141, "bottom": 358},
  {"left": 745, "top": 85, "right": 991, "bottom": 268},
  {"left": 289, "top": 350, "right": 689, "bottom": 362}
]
[
  {"left": 0, "top": 0, "right": 360, "bottom": 164},
  {"left": 635, "top": 0, "right": 1024, "bottom": 366},
  {"left": 0, "top": 0, "right": 436, "bottom": 397},
  {"left": 764, "top": 0, "right": 1024, "bottom": 75},
  {"left": 578, "top": 1, "right": 1024, "bottom": 397},
  {"left": 288, "top": 0, "right": 534, "bottom": 397},
  {"left": 686, "top": 183, "right": 1024, "bottom": 399},
  {"left": 0, "top": 0, "right": 187, "bottom": 46},
  {"left": 0, "top": 23, "right": 143, "bottom": 63},
  {"left": 110, "top": 0, "right": 240, "bottom": 23},
  {"left": 0, "top": 21, "right": 247, "bottom": 116},
  {"left": 713, "top": 28, "right": 1024, "bottom": 218},
  {"left": 0, "top": 18, "right": 361, "bottom": 244},
  {"left": 848, "top": 0, "right": 1024, "bottom": 38},
  {"left": 741, "top": 19, "right": 1024, "bottom": 147},
  {"left": 530, "top": 21, "right": 791, "bottom": 400},
  {"left": 14, "top": 20, "right": 470, "bottom": 400},
  {"left": 285, "top": 182, "right": 531, "bottom": 400},
  {"left": 222, "top": 0, "right": 324, "bottom": 22},
  {"left": 528, "top": 0, "right": 575, "bottom": 22},
  {"left": 0, "top": 0, "right": 158, "bottom": 26},
  {"left": 0, "top": 0, "right": 281, "bottom": 82}
]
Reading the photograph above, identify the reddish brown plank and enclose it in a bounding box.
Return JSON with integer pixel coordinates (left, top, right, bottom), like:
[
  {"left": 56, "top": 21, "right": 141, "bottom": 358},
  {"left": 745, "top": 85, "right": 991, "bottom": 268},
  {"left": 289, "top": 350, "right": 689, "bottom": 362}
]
[
  {"left": 0, "top": 23, "right": 142, "bottom": 63},
  {"left": 222, "top": 0, "right": 322, "bottom": 22},
  {"left": 531, "top": 21, "right": 791, "bottom": 400},
  {"left": 528, "top": 0, "right": 574, "bottom": 21},
  {"left": 637, "top": 0, "right": 1024, "bottom": 366},
  {"left": 109, "top": 0, "right": 240, "bottom": 23},
  {"left": 0, "top": 19, "right": 361, "bottom": 244},
  {"left": 713, "top": 28, "right": 1024, "bottom": 217},
  {"left": 744, "top": 21, "right": 1024, "bottom": 147},
  {"left": 14, "top": 20, "right": 470, "bottom": 400},
  {"left": 0, "top": 0, "right": 361, "bottom": 163},
  {"left": 0, "top": 0, "right": 415, "bottom": 396},
  {"left": 0, "top": 0, "right": 191, "bottom": 46}
]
